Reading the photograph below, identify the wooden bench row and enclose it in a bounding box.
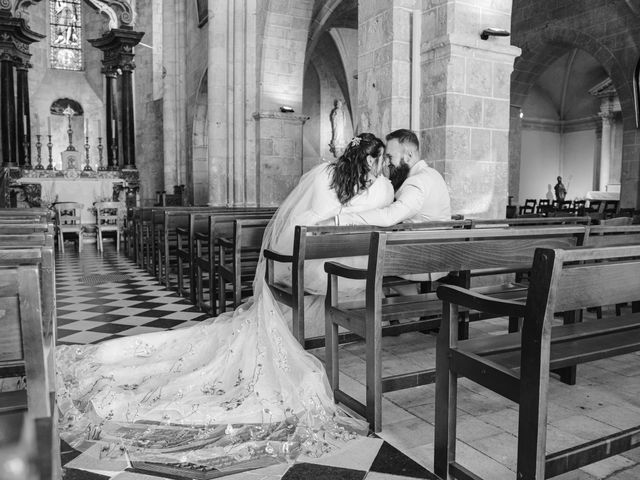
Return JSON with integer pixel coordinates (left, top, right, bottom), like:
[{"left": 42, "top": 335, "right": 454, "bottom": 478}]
[
  {"left": 0, "top": 209, "right": 61, "bottom": 479},
  {"left": 321, "top": 223, "right": 640, "bottom": 432}
]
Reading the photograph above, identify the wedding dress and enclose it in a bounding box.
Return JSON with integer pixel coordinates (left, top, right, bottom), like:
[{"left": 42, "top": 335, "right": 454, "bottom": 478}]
[{"left": 56, "top": 163, "right": 394, "bottom": 470}]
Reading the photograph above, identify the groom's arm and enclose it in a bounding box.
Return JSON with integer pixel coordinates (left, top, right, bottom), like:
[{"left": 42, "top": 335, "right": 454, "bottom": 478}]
[{"left": 336, "top": 181, "right": 424, "bottom": 227}]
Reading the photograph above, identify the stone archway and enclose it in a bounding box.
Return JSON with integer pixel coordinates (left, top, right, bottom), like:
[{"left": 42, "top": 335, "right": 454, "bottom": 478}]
[{"left": 510, "top": 26, "right": 637, "bottom": 207}]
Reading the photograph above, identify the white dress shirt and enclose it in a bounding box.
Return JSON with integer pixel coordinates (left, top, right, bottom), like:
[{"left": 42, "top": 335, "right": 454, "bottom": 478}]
[{"left": 336, "top": 161, "right": 451, "bottom": 226}]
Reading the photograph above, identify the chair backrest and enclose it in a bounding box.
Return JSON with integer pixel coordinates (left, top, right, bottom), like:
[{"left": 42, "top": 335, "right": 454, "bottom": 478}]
[
  {"left": 525, "top": 244, "right": 640, "bottom": 339},
  {"left": 94, "top": 201, "right": 123, "bottom": 227},
  {"left": 53, "top": 202, "right": 83, "bottom": 227},
  {"left": 524, "top": 199, "right": 537, "bottom": 207}
]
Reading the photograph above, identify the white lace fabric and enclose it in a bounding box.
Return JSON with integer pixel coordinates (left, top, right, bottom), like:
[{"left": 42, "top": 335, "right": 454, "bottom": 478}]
[{"left": 56, "top": 164, "right": 393, "bottom": 467}]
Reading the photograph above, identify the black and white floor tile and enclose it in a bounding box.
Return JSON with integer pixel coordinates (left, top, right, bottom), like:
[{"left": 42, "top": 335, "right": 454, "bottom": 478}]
[{"left": 56, "top": 241, "right": 437, "bottom": 480}]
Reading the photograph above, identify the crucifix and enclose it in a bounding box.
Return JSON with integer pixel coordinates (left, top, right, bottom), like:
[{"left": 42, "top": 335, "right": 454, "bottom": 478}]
[{"left": 62, "top": 105, "right": 77, "bottom": 151}]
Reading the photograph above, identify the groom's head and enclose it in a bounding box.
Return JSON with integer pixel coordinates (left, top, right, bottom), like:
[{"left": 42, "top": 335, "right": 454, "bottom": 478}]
[{"left": 385, "top": 129, "right": 419, "bottom": 191}]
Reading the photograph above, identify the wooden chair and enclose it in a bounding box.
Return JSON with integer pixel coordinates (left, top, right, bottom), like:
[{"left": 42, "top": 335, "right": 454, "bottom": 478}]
[
  {"left": 53, "top": 202, "right": 84, "bottom": 253},
  {"left": 94, "top": 201, "right": 124, "bottom": 252},
  {"left": 0, "top": 248, "right": 60, "bottom": 479},
  {"left": 603, "top": 199, "right": 619, "bottom": 218},
  {"left": 434, "top": 244, "right": 640, "bottom": 480},
  {"left": 587, "top": 199, "right": 603, "bottom": 214},
  {"left": 518, "top": 198, "right": 536, "bottom": 215}
]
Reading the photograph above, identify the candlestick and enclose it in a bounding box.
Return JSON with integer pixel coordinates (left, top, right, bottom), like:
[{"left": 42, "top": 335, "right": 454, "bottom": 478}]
[
  {"left": 46, "top": 134, "right": 54, "bottom": 170},
  {"left": 111, "top": 118, "right": 116, "bottom": 140},
  {"left": 34, "top": 135, "right": 43, "bottom": 170},
  {"left": 110, "top": 142, "right": 118, "bottom": 170},
  {"left": 23, "top": 115, "right": 27, "bottom": 133},
  {"left": 83, "top": 136, "right": 93, "bottom": 171},
  {"left": 22, "top": 135, "right": 31, "bottom": 169},
  {"left": 97, "top": 136, "right": 106, "bottom": 170}
]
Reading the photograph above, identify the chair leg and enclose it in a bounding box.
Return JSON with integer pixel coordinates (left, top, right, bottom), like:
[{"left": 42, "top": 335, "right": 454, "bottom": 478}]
[
  {"left": 116, "top": 230, "right": 120, "bottom": 253},
  {"left": 218, "top": 272, "right": 226, "bottom": 314},
  {"left": 434, "top": 302, "right": 459, "bottom": 480},
  {"left": 365, "top": 313, "right": 383, "bottom": 432},
  {"left": 78, "top": 231, "right": 83, "bottom": 253}
]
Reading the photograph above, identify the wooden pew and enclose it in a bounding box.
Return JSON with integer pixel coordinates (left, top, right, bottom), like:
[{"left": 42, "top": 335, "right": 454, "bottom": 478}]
[
  {"left": 264, "top": 220, "right": 470, "bottom": 350},
  {"left": 194, "top": 210, "right": 276, "bottom": 315},
  {"left": 217, "top": 218, "right": 270, "bottom": 313},
  {"left": 176, "top": 208, "right": 276, "bottom": 303},
  {"left": 153, "top": 206, "right": 275, "bottom": 288},
  {"left": 0, "top": 247, "right": 61, "bottom": 480},
  {"left": 324, "top": 226, "right": 586, "bottom": 432},
  {"left": 434, "top": 244, "right": 640, "bottom": 480}
]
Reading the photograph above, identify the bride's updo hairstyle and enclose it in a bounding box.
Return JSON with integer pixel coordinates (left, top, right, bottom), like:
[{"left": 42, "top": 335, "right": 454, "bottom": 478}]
[{"left": 329, "top": 132, "right": 385, "bottom": 204}]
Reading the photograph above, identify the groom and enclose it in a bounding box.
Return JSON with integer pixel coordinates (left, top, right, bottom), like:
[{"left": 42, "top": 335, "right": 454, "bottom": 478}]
[{"left": 334, "top": 129, "right": 451, "bottom": 226}]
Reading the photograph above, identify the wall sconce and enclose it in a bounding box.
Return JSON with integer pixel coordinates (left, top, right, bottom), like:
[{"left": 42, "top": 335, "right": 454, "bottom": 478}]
[
  {"left": 480, "top": 28, "right": 510, "bottom": 40},
  {"left": 280, "top": 105, "right": 295, "bottom": 113}
]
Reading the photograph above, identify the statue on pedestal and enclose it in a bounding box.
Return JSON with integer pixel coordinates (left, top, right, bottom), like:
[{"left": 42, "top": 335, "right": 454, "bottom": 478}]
[{"left": 329, "top": 99, "right": 346, "bottom": 158}]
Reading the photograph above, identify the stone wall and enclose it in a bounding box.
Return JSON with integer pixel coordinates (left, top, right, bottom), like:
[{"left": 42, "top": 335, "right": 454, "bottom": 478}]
[{"left": 510, "top": 0, "right": 640, "bottom": 208}]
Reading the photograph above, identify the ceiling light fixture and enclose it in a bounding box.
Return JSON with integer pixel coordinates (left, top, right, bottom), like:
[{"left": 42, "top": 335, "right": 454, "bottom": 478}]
[{"left": 480, "top": 28, "right": 510, "bottom": 40}]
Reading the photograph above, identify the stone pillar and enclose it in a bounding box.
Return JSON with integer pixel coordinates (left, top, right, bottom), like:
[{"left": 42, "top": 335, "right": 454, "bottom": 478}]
[
  {"left": 253, "top": 112, "right": 307, "bottom": 206},
  {"left": 89, "top": 28, "right": 144, "bottom": 170},
  {"left": 420, "top": 1, "right": 520, "bottom": 218},
  {"left": 0, "top": 53, "right": 16, "bottom": 168},
  {"left": 208, "top": 0, "right": 258, "bottom": 206},
  {"left": 105, "top": 70, "right": 119, "bottom": 169},
  {"left": 357, "top": 0, "right": 414, "bottom": 135},
  {"left": 0, "top": 10, "right": 43, "bottom": 169},
  {"left": 120, "top": 65, "right": 135, "bottom": 168},
  {"left": 163, "top": 1, "right": 186, "bottom": 192},
  {"left": 598, "top": 110, "right": 614, "bottom": 191},
  {"left": 16, "top": 62, "right": 31, "bottom": 168}
]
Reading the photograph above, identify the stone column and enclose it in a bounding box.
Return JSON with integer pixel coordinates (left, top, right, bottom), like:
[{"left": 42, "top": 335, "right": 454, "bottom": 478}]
[
  {"left": 16, "top": 62, "right": 31, "bottom": 168},
  {"left": 0, "top": 52, "right": 16, "bottom": 167},
  {"left": 105, "top": 70, "right": 119, "bottom": 169},
  {"left": 89, "top": 28, "right": 144, "bottom": 170},
  {"left": 420, "top": 1, "right": 521, "bottom": 218},
  {"left": 120, "top": 64, "right": 135, "bottom": 168},
  {"left": 0, "top": 11, "right": 43, "bottom": 168},
  {"left": 357, "top": 0, "right": 414, "bottom": 135},
  {"left": 598, "top": 110, "right": 614, "bottom": 191},
  {"left": 208, "top": 0, "right": 258, "bottom": 206}
]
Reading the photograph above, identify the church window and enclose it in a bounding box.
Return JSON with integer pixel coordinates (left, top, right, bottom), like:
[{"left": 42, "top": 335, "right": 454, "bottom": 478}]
[{"left": 50, "top": 0, "right": 83, "bottom": 71}]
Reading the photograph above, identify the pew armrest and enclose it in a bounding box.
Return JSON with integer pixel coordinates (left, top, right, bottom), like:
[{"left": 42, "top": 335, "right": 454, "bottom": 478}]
[
  {"left": 437, "top": 284, "right": 526, "bottom": 318},
  {"left": 324, "top": 261, "right": 368, "bottom": 280},
  {"left": 263, "top": 249, "right": 293, "bottom": 263}
]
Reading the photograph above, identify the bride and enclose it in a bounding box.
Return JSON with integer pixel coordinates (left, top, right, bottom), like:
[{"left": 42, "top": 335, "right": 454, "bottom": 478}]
[{"left": 56, "top": 133, "right": 394, "bottom": 469}]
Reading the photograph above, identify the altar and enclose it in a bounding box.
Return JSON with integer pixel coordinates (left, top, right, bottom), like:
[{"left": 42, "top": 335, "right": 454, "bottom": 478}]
[{"left": 14, "top": 170, "right": 134, "bottom": 226}]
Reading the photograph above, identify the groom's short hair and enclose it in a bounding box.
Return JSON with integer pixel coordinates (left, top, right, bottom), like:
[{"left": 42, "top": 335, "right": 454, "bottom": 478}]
[{"left": 386, "top": 129, "right": 419, "bottom": 151}]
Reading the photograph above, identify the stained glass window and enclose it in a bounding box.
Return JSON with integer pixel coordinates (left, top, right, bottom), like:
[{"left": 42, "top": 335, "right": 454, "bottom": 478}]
[{"left": 50, "top": 0, "right": 83, "bottom": 71}]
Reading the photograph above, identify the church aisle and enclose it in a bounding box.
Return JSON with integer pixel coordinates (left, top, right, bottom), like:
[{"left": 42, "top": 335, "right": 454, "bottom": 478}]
[{"left": 55, "top": 242, "right": 436, "bottom": 480}]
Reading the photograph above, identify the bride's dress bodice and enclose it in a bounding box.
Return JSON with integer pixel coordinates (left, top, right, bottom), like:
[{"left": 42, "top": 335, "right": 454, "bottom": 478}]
[{"left": 56, "top": 163, "right": 393, "bottom": 466}]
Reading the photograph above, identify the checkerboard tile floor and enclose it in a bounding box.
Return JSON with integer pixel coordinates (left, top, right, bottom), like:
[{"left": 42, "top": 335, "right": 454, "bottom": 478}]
[{"left": 56, "top": 242, "right": 436, "bottom": 480}]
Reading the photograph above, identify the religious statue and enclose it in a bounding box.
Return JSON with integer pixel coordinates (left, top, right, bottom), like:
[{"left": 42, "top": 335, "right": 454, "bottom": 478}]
[
  {"left": 554, "top": 176, "right": 567, "bottom": 201},
  {"left": 329, "top": 99, "right": 346, "bottom": 157}
]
